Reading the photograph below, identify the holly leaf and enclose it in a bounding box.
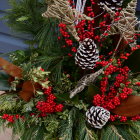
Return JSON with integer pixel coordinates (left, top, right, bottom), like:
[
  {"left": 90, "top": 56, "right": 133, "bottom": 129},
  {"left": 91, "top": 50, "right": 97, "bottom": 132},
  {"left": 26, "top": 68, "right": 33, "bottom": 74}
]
[{"left": 55, "top": 93, "right": 70, "bottom": 102}]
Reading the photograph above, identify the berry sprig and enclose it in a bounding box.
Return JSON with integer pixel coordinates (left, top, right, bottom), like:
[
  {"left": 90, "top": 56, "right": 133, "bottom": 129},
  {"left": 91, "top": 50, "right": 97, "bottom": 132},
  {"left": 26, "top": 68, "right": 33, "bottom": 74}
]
[
  {"left": 58, "top": 23, "right": 77, "bottom": 56},
  {"left": 93, "top": 65, "right": 133, "bottom": 110},
  {"left": 110, "top": 114, "right": 140, "bottom": 122},
  {"left": 36, "top": 87, "right": 64, "bottom": 116},
  {"left": 2, "top": 114, "right": 24, "bottom": 123}
]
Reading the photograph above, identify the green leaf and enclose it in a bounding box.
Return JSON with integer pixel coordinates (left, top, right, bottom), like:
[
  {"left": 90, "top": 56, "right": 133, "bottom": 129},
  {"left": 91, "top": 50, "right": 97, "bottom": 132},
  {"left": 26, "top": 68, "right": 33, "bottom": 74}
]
[
  {"left": 55, "top": 93, "right": 70, "bottom": 102},
  {"left": 16, "top": 16, "right": 29, "bottom": 21},
  {"left": 22, "top": 100, "right": 34, "bottom": 113},
  {"left": 125, "top": 50, "right": 140, "bottom": 72},
  {"left": 86, "top": 85, "right": 101, "bottom": 102},
  {"left": 0, "top": 71, "right": 10, "bottom": 90},
  {"left": 122, "top": 0, "right": 132, "bottom": 7}
]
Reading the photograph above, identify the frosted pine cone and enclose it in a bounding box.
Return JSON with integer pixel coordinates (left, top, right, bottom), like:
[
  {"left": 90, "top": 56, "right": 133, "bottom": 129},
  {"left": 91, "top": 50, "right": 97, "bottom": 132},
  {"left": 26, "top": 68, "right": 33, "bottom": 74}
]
[
  {"left": 75, "top": 38, "right": 99, "bottom": 70},
  {"left": 86, "top": 106, "right": 110, "bottom": 129},
  {"left": 99, "top": 0, "right": 123, "bottom": 11}
]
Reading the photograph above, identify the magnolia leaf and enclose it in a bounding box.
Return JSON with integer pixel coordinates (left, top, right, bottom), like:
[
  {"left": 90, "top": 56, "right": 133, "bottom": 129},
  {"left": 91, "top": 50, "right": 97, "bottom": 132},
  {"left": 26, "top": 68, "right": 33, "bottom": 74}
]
[
  {"left": 0, "top": 58, "right": 22, "bottom": 78},
  {"left": 19, "top": 81, "right": 35, "bottom": 102},
  {"left": 112, "top": 95, "right": 140, "bottom": 116}
]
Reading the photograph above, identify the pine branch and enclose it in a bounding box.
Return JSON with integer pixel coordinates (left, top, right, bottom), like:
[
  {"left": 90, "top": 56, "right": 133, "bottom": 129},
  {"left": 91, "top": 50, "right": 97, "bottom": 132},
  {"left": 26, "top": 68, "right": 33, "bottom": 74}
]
[
  {"left": 128, "top": 121, "right": 140, "bottom": 140},
  {"left": 74, "top": 112, "right": 98, "bottom": 140},
  {"left": 115, "top": 124, "right": 138, "bottom": 140},
  {"left": 6, "top": 0, "right": 44, "bottom": 34},
  {"left": 110, "top": 125, "right": 125, "bottom": 140},
  {"left": 12, "top": 119, "right": 25, "bottom": 137},
  {"left": 0, "top": 94, "right": 21, "bottom": 112},
  {"left": 131, "top": 121, "right": 140, "bottom": 133},
  {"left": 100, "top": 125, "right": 125, "bottom": 140},
  {"left": 128, "top": 127, "right": 140, "bottom": 140},
  {"left": 4, "top": 0, "right": 62, "bottom": 49},
  {"left": 58, "top": 108, "right": 77, "bottom": 140},
  {"left": 84, "top": 127, "right": 98, "bottom": 140}
]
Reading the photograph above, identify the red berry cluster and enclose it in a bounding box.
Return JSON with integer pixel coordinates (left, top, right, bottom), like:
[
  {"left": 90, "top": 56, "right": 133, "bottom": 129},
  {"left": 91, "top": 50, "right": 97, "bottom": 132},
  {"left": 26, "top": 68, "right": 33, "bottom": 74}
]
[
  {"left": 93, "top": 65, "right": 133, "bottom": 110},
  {"left": 2, "top": 114, "right": 23, "bottom": 123},
  {"left": 96, "top": 61, "right": 109, "bottom": 67},
  {"left": 120, "top": 53, "right": 130, "bottom": 60},
  {"left": 76, "top": 5, "right": 95, "bottom": 41},
  {"left": 110, "top": 114, "right": 140, "bottom": 122},
  {"left": 58, "top": 0, "right": 78, "bottom": 56},
  {"left": 58, "top": 23, "right": 73, "bottom": 47},
  {"left": 135, "top": 82, "right": 140, "bottom": 86},
  {"left": 36, "top": 87, "right": 64, "bottom": 116},
  {"left": 44, "top": 86, "right": 52, "bottom": 95},
  {"left": 131, "top": 45, "right": 140, "bottom": 51},
  {"left": 68, "top": 0, "right": 75, "bottom": 8},
  {"left": 58, "top": 23, "right": 77, "bottom": 56},
  {"left": 131, "top": 115, "right": 140, "bottom": 121},
  {"left": 59, "top": 23, "right": 70, "bottom": 38},
  {"left": 76, "top": 8, "right": 113, "bottom": 44},
  {"left": 110, "top": 115, "right": 127, "bottom": 122}
]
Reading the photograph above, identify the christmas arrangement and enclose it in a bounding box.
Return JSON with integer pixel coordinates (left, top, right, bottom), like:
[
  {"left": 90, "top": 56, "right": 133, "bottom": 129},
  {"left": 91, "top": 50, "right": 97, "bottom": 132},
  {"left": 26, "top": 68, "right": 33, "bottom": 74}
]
[{"left": 0, "top": 0, "right": 140, "bottom": 139}]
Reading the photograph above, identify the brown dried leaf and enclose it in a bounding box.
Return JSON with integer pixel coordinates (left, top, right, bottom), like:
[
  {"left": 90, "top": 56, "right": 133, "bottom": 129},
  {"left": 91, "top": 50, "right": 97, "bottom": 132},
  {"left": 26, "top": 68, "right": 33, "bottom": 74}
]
[
  {"left": 112, "top": 95, "right": 140, "bottom": 117},
  {"left": 19, "top": 81, "right": 35, "bottom": 102},
  {"left": 0, "top": 58, "right": 22, "bottom": 78}
]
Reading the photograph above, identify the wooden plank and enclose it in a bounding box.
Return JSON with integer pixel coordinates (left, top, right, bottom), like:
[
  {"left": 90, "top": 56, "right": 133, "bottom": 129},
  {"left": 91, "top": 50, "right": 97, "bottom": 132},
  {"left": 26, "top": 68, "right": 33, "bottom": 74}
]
[
  {"left": 0, "top": 0, "right": 10, "bottom": 11},
  {"left": 0, "top": 33, "right": 28, "bottom": 53}
]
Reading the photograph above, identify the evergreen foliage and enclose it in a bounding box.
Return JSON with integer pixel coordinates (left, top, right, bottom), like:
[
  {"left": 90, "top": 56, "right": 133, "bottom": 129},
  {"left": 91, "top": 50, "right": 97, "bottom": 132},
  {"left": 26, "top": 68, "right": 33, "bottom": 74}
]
[
  {"left": 0, "top": 0, "right": 140, "bottom": 140},
  {"left": 123, "top": 0, "right": 133, "bottom": 7}
]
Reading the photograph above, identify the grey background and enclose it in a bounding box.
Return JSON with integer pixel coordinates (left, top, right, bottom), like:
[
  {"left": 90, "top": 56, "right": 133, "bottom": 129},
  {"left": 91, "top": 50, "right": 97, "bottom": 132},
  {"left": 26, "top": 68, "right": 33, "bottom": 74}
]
[{"left": 0, "top": 0, "right": 140, "bottom": 53}]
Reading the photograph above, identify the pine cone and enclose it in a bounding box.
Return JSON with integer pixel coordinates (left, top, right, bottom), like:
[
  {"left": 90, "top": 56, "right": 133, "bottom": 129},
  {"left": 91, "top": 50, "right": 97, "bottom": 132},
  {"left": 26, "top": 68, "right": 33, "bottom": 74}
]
[
  {"left": 86, "top": 106, "right": 110, "bottom": 129},
  {"left": 75, "top": 38, "right": 99, "bottom": 70},
  {"left": 99, "top": 0, "right": 123, "bottom": 11}
]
